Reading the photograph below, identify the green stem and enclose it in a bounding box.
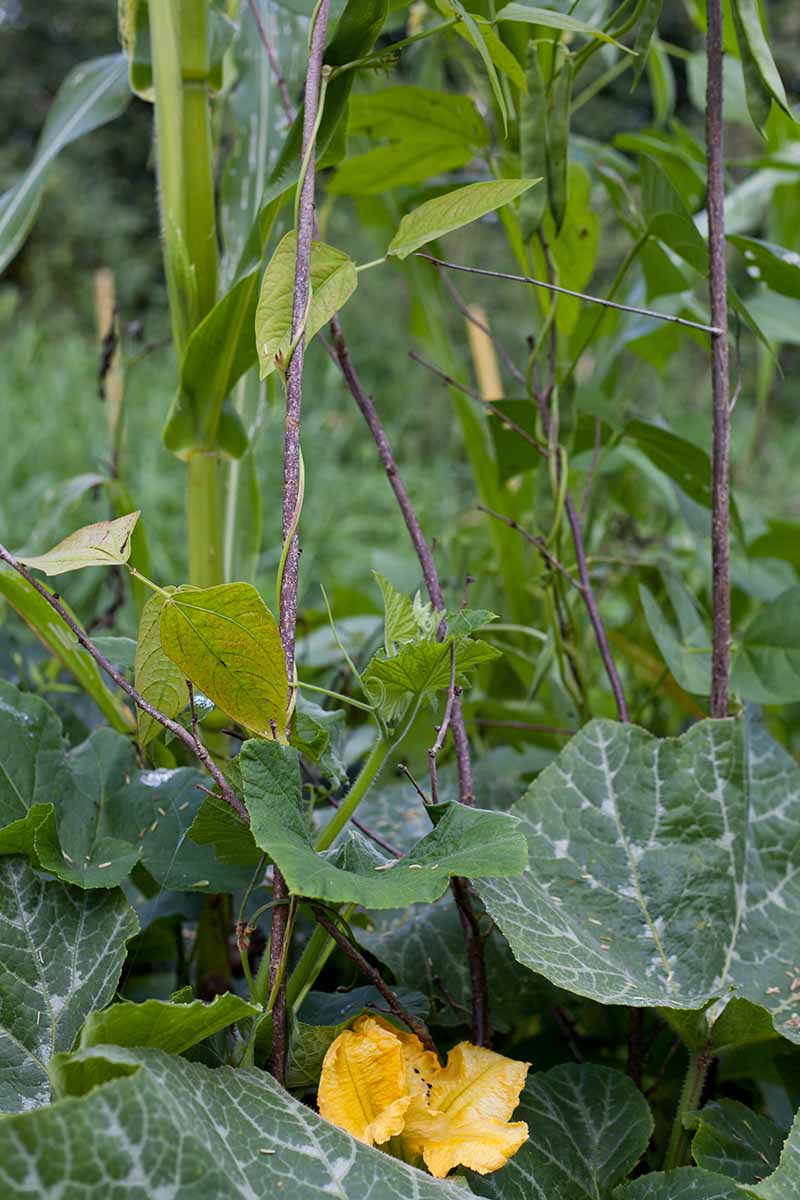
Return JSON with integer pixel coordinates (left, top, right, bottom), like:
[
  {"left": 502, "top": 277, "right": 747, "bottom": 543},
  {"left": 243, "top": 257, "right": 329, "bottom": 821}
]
[
  {"left": 314, "top": 736, "right": 392, "bottom": 852},
  {"left": 285, "top": 906, "right": 355, "bottom": 1014},
  {"left": 663, "top": 1047, "right": 713, "bottom": 1170},
  {"left": 180, "top": 0, "right": 218, "bottom": 321},
  {"left": 188, "top": 452, "right": 224, "bottom": 588}
]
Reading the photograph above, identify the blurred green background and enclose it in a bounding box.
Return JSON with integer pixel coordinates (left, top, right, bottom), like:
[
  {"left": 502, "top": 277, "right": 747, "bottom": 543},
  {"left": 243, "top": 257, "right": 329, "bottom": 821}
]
[{"left": 0, "top": 0, "right": 798, "bottom": 628}]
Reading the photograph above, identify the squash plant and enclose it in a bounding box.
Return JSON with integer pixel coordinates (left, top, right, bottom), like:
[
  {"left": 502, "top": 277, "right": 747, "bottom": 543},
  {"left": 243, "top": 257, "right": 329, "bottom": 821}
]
[{"left": 0, "top": 0, "right": 799, "bottom": 1196}]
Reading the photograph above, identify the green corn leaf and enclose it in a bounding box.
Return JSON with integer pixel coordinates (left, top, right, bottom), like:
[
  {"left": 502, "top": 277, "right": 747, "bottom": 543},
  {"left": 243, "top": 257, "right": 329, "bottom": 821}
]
[
  {"left": 0, "top": 571, "right": 129, "bottom": 732},
  {"left": 0, "top": 56, "right": 130, "bottom": 274}
]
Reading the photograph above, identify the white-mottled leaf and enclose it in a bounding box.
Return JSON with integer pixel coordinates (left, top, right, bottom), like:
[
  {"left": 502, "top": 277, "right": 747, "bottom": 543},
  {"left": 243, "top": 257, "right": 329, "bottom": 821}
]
[
  {"left": 0, "top": 1044, "right": 468, "bottom": 1197},
  {"left": 0, "top": 856, "right": 137, "bottom": 1113},
  {"left": 616, "top": 1168, "right": 742, "bottom": 1198},
  {"left": 19, "top": 512, "right": 140, "bottom": 576},
  {"left": 478, "top": 716, "right": 800, "bottom": 1043},
  {"left": 471, "top": 1063, "right": 653, "bottom": 1199},
  {"left": 739, "top": 1104, "right": 800, "bottom": 1199},
  {"left": 688, "top": 1099, "right": 784, "bottom": 1185},
  {"left": 387, "top": 179, "right": 539, "bottom": 260}
]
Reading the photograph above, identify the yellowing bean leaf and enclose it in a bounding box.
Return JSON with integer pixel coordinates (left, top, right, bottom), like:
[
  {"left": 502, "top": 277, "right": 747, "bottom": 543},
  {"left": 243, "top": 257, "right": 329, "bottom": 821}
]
[
  {"left": 159, "top": 582, "right": 288, "bottom": 738},
  {"left": 255, "top": 233, "right": 357, "bottom": 380},
  {"left": 134, "top": 591, "right": 188, "bottom": 748},
  {"left": 19, "top": 512, "right": 140, "bottom": 576},
  {"left": 387, "top": 179, "right": 539, "bottom": 261}
]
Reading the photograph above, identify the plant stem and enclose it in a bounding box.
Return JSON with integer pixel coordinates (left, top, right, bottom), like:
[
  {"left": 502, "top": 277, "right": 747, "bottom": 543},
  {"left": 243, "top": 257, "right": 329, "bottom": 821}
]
[
  {"left": 188, "top": 452, "right": 223, "bottom": 588},
  {"left": 664, "top": 1046, "right": 712, "bottom": 1170},
  {"left": 271, "top": 0, "right": 331, "bottom": 1088},
  {"left": 311, "top": 906, "right": 438, "bottom": 1054},
  {"left": 328, "top": 315, "right": 490, "bottom": 1042},
  {"left": 314, "top": 736, "right": 391, "bottom": 852},
  {"left": 705, "top": 0, "right": 731, "bottom": 719}
]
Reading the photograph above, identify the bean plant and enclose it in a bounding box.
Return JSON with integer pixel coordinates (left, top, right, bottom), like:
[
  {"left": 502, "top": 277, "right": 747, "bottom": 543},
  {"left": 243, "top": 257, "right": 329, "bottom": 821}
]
[{"left": 0, "top": 0, "right": 799, "bottom": 1196}]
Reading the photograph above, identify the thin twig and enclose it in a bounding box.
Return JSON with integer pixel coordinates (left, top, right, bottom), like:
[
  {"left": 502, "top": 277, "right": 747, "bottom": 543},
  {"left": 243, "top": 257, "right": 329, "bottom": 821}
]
[
  {"left": 553, "top": 1005, "right": 583, "bottom": 1063},
  {"left": 397, "top": 762, "right": 432, "bottom": 807},
  {"left": 326, "top": 795, "right": 402, "bottom": 859},
  {"left": 311, "top": 906, "right": 438, "bottom": 1054},
  {"left": 474, "top": 718, "right": 575, "bottom": 736},
  {"left": 436, "top": 266, "right": 527, "bottom": 386},
  {"left": 418, "top": 253, "right": 723, "bottom": 336},
  {"left": 328, "top": 316, "right": 490, "bottom": 1044},
  {"left": 187, "top": 680, "right": 199, "bottom": 742},
  {"left": 272, "top": 0, "right": 331, "bottom": 1089},
  {"left": 410, "top": 350, "right": 547, "bottom": 457},
  {"left": 429, "top": 642, "right": 458, "bottom": 807},
  {"left": 0, "top": 545, "right": 248, "bottom": 821},
  {"left": 248, "top": 0, "right": 295, "bottom": 120},
  {"left": 479, "top": 505, "right": 584, "bottom": 593},
  {"left": 530, "top": 247, "right": 631, "bottom": 725},
  {"left": 580, "top": 416, "right": 602, "bottom": 523},
  {"left": 705, "top": 0, "right": 731, "bottom": 719},
  {"left": 566, "top": 493, "right": 629, "bottom": 722}
]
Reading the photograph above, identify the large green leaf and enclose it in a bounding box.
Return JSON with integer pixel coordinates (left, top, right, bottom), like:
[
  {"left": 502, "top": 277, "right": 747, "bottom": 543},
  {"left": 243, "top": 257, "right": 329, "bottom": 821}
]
[
  {"left": 0, "top": 856, "right": 137, "bottom": 1113},
  {"left": 616, "top": 1169, "right": 741, "bottom": 1198},
  {"left": 0, "top": 1045, "right": 467, "bottom": 1197},
  {"left": 740, "top": 1105, "right": 800, "bottom": 1198},
  {"left": 387, "top": 179, "right": 539, "bottom": 260},
  {"left": 0, "top": 681, "right": 66, "bottom": 837},
  {"left": 362, "top": 635, "right": 501, "bottom": 723},
  {"left": 732, "top": 588, "right": 800, "bottom": 704},
  {"left": 347, "top": 85, "right": 489, "bottom": 149},
  {"left": 255, "top": 233, "right": 357, "bottom": 380},
  {"left": 478, "top": 716, "right": 800, "bottom": 1043},
  {"left": 330, "top": 140, "right": 475, "bottom": 195},
  {"left": 159, "top": 582, "right": 288, "bottom": 739},
  {"left": 33, "top": 729, "right": 144, "bottom": 889},
  {"left": 19, "top": 512, "right": 139, "bottom": 576},
  {"left": 0, "top": 56, "right": 130, "bottom": 273},
  {"left": 729, "top": 237, "right": 800, "bottom": 300},
  {"left": 688, "top": 1099, "right": 784, "bottom": 1185},
  {"left": 79, "top": 993, "right": 259, "bottom": 1055},
  {"left": 731, "top": 0, "right": 792, "bottom": 131},
  {"left": 470, "top": 1063, "right": 653, "bottom": 1199},
  {"left": 241, "top": 740, "right": 527, "bottom": 907},
  {"left": 134, "top": 591, "right": 189, "bottom": 748},
  {"left": 639, "top": 579, "right": 712, "bottom": 695},
  {"left": 188, "top": 793, "right": 262, "bottom": 868}
]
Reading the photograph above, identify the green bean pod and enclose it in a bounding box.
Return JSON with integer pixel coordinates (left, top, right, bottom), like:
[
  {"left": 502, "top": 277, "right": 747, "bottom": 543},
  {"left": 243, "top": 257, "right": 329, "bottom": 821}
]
[
  {"left": 547, "top": 56, "right": 573, "bottom": 235},
  {"left": 519, "top": 42, "right": 548, "bottom": 242}
]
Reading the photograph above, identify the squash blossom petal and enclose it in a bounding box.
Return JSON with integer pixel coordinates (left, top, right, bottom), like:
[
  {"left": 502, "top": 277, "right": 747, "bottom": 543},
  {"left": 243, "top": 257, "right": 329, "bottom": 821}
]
[
  {"left": 317, "top": 1015, "right": 410, "bottom": 1146},
  {"left": 317, "top": 1017, "right": 529, "bottom": 1179},
  {"left": 402, "top": 1042, "right": 530, "bottom": 1178}
]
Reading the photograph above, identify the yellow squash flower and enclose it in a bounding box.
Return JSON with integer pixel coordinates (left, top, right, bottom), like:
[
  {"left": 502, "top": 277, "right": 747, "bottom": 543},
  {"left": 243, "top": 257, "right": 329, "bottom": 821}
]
[{"left": 317, "top": 1015, "right": 530, "bottom": 1179}]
